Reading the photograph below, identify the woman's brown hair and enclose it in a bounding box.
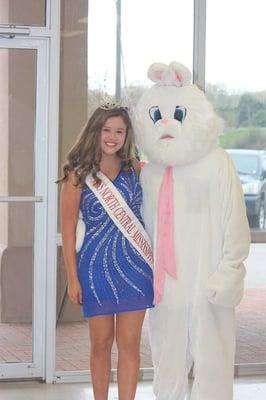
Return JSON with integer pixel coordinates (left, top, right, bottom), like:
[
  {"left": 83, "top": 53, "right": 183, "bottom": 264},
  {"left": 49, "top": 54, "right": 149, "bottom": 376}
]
[{"left": 58, "top": 107, "right": 135, "bottom": 186}]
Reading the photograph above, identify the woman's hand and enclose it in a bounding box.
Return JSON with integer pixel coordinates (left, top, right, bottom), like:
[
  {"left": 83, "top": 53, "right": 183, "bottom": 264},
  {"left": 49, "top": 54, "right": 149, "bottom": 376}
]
[{"left": 68, "top": 278, "right": 83, "bottom": 305}]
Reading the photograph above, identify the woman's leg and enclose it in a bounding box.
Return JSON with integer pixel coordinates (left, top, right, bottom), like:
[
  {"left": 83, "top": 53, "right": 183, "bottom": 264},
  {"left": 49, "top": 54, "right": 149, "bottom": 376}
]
[
  {"left": 88, "top": 315, "right": 115, "bottom": 400},
  {"left": 116, "top": 310, "right": 146, "bottom": 400}
]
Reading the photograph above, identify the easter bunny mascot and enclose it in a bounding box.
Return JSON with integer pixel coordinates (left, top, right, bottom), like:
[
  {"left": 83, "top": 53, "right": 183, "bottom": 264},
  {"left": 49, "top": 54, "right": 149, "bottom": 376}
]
[{"left": 134, "top": 62, "right": 250, "bottom": 400}]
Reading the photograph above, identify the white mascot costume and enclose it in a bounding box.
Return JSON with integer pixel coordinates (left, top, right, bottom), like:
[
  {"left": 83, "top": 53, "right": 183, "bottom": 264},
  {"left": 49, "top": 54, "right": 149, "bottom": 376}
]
[{"left": 134, "top": 62, "right": 250, "bottom": 400}]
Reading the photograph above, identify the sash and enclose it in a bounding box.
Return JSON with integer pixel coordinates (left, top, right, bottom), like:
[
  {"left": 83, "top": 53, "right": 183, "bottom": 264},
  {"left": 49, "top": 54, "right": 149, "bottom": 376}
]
[{"left": 85, "top": 171, "right": 153, "bottom": 268}]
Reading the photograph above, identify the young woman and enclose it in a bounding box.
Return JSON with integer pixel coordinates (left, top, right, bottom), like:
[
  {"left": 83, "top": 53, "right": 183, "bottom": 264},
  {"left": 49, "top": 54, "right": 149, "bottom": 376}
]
[{"left": 59, "top": 105, "right": 154, "bottom": 400}]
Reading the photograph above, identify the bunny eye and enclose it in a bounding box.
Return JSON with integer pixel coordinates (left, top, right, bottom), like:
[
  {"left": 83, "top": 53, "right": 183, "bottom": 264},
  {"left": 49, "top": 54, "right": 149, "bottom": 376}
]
[
  {"left": 174, "top": 106, "right": 187, "bottom": 123},
  {"left": 149, "top": 106, "right": 162, "bottom": 123}
]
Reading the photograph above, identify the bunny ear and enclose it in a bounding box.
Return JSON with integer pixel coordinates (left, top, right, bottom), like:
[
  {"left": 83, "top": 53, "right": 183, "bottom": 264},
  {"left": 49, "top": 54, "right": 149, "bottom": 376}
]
[
  {"left": 169, "top": 61, "right": 192, "bottom": 86},
  {"left": 147, "top": 61, "right": 192, "bottom": 87},
  {"left": 147, "top": 63, "right": 169, "bottom": 83}
]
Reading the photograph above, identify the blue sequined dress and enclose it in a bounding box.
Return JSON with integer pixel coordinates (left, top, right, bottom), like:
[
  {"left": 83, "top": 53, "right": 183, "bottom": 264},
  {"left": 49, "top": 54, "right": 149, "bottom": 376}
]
[{"left": 77, "top": 167, "right": 154, "bottom": 318}]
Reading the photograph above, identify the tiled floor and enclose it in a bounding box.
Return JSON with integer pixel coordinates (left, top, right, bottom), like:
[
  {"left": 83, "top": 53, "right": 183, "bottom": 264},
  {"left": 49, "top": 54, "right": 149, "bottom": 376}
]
[
  {"left": 55, "top": 287, "right": 266, "bottom": 369},
  {"left": 0, "top": 376, "right": 266, "bottom": 400},
  {"left": 1, "top": 287, "right": 266, "bottom": 369},
  {"left": 0, "top": 244, "right": 265, "bottom": 371}
]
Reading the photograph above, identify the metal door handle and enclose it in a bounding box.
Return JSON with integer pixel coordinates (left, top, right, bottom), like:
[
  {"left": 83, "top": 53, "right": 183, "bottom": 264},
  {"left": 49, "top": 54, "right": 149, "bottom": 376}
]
[{"left": 0, "top": 196, "right": 43, "bottom": 202}]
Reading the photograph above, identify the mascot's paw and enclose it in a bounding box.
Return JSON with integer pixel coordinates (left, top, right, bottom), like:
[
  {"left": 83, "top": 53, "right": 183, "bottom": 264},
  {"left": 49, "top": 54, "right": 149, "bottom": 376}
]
[
  {"left": 75, "top": 218, "right": 86, "bottom": 252},
  {"left": 205, "top": 263, "right": 246, "bottom": 307}
]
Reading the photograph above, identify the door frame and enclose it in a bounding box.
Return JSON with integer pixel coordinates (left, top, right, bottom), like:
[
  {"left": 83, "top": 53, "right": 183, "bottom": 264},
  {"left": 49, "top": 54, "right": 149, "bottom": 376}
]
[
  {"left": 0, "top": 0, "right": 61, "bottom": 381},
  {"left": 0, "top": 37, "right": 49, "bottom": 380}
]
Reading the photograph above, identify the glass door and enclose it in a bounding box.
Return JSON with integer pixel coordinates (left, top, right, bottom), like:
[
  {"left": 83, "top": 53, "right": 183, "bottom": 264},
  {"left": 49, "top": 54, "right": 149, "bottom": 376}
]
[
  {"left": 0, "top": 37, "right": 48, "bottom": 379},
  {"left": 205, "top": 0, "right": 266, "bottom": 375}
]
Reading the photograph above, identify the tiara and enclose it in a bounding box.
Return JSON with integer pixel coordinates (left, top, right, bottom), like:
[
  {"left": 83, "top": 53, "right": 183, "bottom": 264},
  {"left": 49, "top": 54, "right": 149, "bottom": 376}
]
[{"left": 99, "top": 93, "right": 123, "bottom": 110}]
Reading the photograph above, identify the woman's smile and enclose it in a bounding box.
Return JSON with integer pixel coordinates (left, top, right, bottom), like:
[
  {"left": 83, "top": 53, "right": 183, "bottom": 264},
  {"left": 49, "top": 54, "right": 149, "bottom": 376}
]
[{"left": 101, "top": 116, "right": 127, "bottom": 155}]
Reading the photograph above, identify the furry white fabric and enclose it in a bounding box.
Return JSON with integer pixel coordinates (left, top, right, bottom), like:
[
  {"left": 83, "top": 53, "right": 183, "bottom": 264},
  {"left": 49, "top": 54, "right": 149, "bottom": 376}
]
[
  {"left": 147, "top": 61, "right": 192, "bottom": 87},
  {"left": 134, "top": 62, "right": 250, "bottom": 400},
  {"left": 135, "top": 84, "right": 223, "bottom": 166}
]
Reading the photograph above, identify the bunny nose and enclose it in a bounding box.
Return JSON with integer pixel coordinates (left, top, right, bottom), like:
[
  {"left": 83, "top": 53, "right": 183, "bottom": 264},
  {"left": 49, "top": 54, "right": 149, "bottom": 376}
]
[{"left": 161, "top": 118, "right": 169, "bottom": 124}]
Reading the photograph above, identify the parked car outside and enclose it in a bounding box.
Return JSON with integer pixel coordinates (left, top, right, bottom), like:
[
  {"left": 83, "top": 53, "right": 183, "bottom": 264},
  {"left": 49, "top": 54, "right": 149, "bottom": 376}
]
[{"left": 227, "top": 149, "right": 266, "bottom": 229}]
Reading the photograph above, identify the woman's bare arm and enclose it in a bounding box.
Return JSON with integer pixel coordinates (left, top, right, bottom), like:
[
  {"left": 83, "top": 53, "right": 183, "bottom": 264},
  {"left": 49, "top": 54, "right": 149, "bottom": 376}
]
[{"left": 60, "top": 171, "right": 82, "bottom": 304}]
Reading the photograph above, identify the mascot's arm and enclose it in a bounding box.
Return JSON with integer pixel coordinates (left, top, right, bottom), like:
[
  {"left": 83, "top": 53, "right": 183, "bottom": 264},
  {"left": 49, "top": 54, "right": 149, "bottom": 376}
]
[
  {"left": 140, "top": 165, "right": 156, "bottom": 243},
  {"left": 205, "top": 153, "right": 251, "bottom": 307},
  {"left": 131, "top": 160, "right": 145, "bottom": 224}
]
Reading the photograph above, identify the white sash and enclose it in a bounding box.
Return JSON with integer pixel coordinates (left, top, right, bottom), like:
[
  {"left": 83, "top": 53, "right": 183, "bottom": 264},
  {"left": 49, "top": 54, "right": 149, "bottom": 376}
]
[{"left": 85, "top": 171, "right": 153, "bottom": 268}]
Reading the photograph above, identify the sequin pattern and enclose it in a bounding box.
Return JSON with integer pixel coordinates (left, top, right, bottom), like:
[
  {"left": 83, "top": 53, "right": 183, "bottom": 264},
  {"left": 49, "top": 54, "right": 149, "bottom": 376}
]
[{"left": 77, "top": 167, "right": 154, "bottom": 318}]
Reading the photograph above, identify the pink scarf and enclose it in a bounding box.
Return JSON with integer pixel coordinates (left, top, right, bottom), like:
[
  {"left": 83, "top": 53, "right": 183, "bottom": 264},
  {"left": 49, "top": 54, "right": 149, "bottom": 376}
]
[{"left": 154, "top": 166, "right": 177, "bottom": 303}]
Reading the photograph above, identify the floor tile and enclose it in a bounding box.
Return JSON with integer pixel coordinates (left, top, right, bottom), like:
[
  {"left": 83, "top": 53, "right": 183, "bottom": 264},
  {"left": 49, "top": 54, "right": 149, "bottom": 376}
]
[{"left": 1, "top": 377, "right": 266, "bottom": 400}]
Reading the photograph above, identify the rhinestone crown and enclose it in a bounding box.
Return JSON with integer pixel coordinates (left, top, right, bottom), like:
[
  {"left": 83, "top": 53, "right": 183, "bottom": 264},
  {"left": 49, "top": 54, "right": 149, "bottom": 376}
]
[{"left": 99, "top": 93, "right": 122, "bottom": 110}]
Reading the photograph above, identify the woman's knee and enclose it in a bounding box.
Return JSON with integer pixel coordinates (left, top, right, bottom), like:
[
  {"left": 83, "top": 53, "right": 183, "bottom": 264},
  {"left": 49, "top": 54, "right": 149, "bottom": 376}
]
[
  {"left": 116, "top": 332, "right": 141, "bottom": 355},
  {"left": 89, "top": 315, "right": 114, "bottom": 355},
  {"left": 115, "top": 311, "right": 144, "bottom": 355},
  {"left": 90, "top": 333, "right": 114, "bottom": 355}
]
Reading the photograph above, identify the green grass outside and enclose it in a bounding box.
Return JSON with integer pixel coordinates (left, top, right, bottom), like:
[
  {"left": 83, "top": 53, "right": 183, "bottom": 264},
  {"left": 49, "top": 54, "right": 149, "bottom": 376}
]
[{"left": 219, "top": 127, "right": 266, "bottom": 150}]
